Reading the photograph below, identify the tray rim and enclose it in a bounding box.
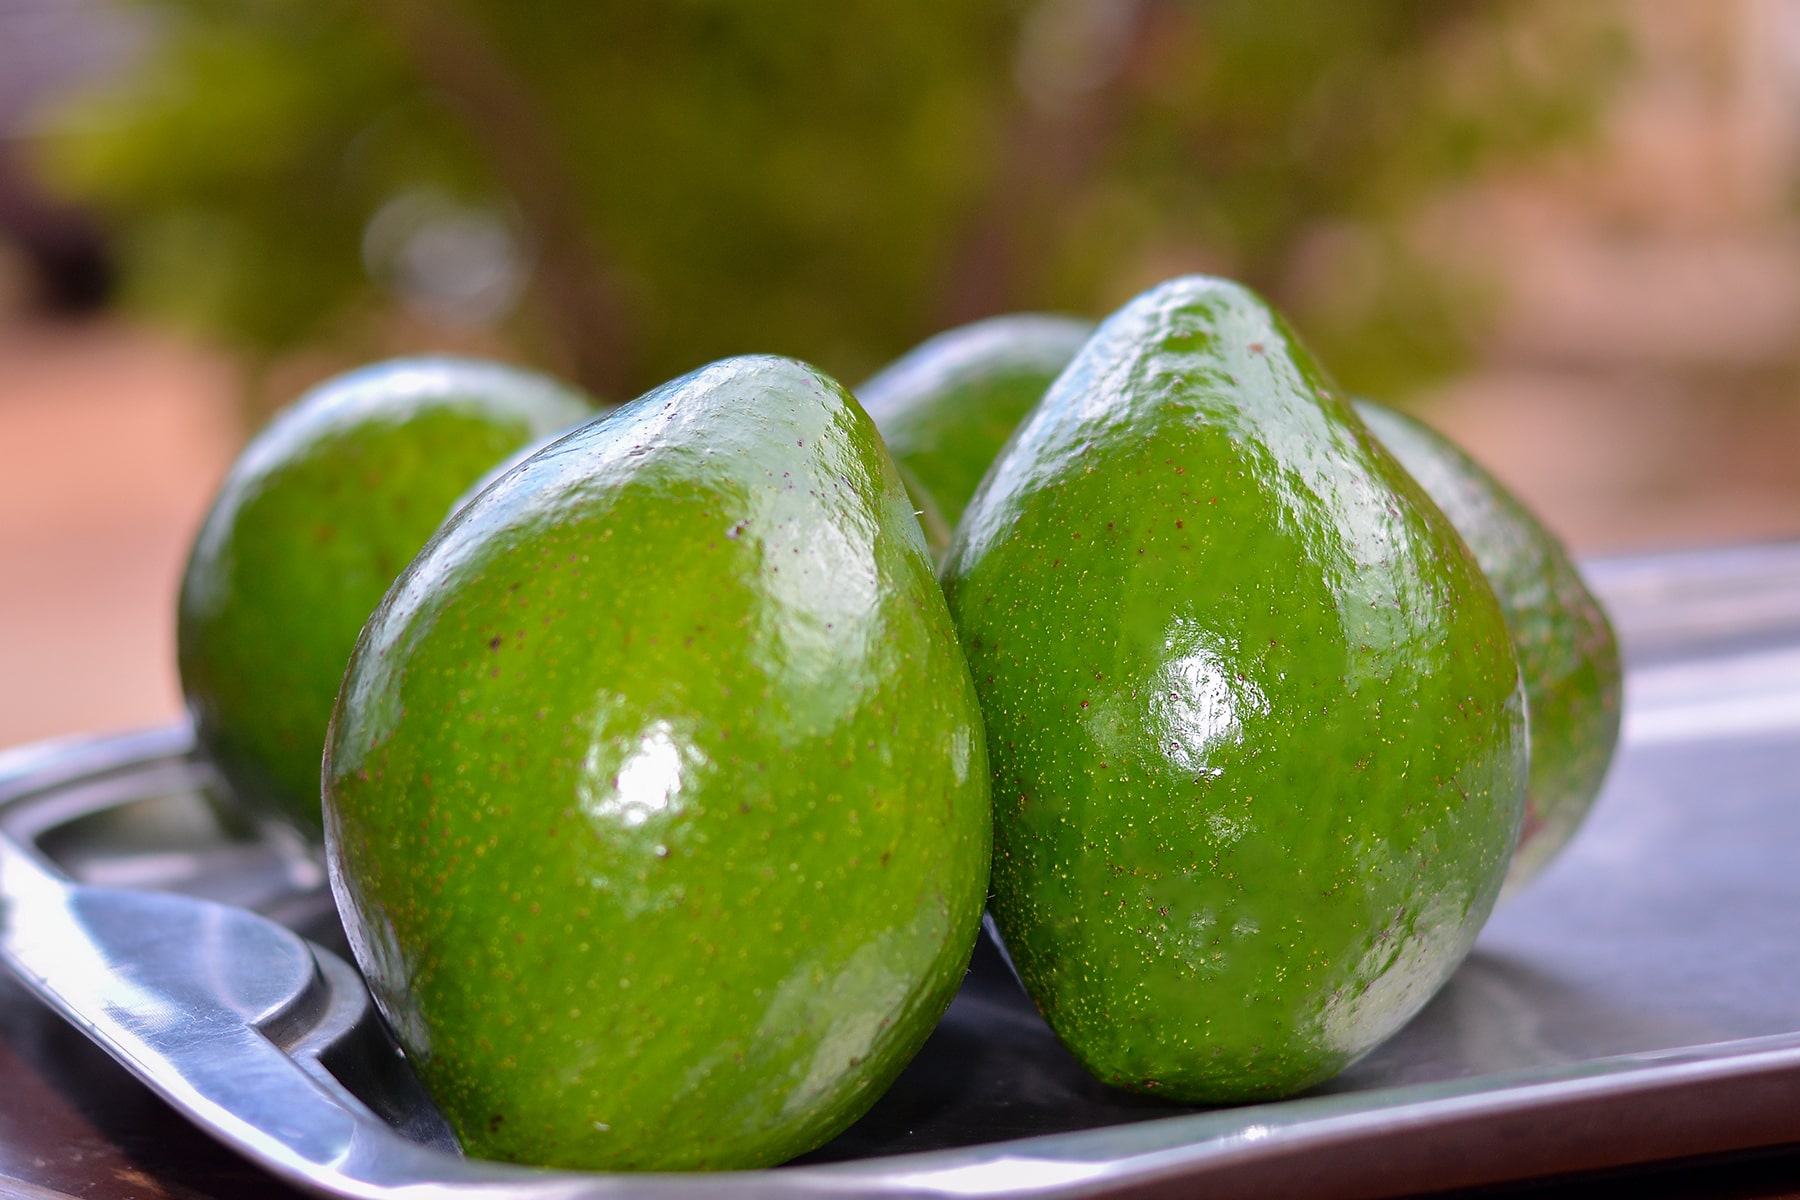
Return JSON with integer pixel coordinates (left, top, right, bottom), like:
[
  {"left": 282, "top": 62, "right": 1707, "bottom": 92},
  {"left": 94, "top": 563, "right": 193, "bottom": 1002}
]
[{"left": 5, "top": 721, "right": 1800, "bottom": 1200}]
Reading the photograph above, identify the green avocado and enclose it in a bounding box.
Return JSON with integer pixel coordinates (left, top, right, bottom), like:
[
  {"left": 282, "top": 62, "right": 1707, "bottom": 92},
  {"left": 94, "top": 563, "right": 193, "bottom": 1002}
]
[
  {"left": 178, "top": 357, "right": 594, "bottom": 837},
  {"left": 858, "top": 314, "right": 1093, "bottom": 559},
  {"left": 859, "top": 317, "right": 1617, "bottom": 902},
  {"left": 941, "top": 276, "right": 1527, "bottom": 1102},
  {"left": 1353, "top": 400, "right": 1621, "bottom": 895},
  {"left": 323, "top": 355, "right": 992, "bottom": 1171}
]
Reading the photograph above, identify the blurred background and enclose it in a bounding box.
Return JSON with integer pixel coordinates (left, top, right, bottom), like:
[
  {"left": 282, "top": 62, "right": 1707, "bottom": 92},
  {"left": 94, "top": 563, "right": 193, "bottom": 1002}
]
[{"left": 4, "top": 0, "right": 1800, "bottom": 749}]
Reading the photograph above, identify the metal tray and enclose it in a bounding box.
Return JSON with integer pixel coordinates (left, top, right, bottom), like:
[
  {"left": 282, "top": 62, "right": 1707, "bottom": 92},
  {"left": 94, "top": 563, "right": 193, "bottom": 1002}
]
[{"left": 6, "top": 541, "right": 1800, "bottom": 1199}]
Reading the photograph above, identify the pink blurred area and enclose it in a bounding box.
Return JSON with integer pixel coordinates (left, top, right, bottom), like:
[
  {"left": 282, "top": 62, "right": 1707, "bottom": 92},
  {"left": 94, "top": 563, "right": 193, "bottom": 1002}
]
[
  {"left": 1413, "top": 1, "right": 1800, "bottom": 552},
  {"left": 0, "top": 321, "right": 240, "bottom": 749}
]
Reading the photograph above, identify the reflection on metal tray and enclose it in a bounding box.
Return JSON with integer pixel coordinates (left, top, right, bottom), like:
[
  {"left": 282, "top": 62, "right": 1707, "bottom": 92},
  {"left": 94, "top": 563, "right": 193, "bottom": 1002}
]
[{"left": 5, "top": 540, "right": 1800, "bottom": 1199}]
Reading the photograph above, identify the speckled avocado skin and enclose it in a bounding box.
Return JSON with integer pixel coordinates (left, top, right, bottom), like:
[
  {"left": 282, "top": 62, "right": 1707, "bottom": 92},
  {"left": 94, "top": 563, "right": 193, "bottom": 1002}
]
[
  {"left": 858, "top": 314, "right": 1093, "bottom": 558},
  {"left": 323, "top": 356, "right": 991, "bottom": 1171},
  {"left": 179, "top": 357, "right": 594, "bottom": 837},
  {"left": 1355, "top": 400, "right": 1621, "bottom": 896},
  {"left": 941, "top": 277, "right": 1527, "bottom": 1102}
]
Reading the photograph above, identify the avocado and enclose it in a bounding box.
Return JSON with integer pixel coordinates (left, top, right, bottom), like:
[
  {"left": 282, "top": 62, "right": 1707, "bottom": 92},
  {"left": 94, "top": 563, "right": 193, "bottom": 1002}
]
[
  {"left": 858, "top": 314, "right": 1093, "bottom": 559},
  {"left": 323, "top": 356, "right": 992, "bottom": 1170},
  {"left": 941, "top": 276, "right": 1526, "bottom": 1102},
  {"left": 1354, "top": 400, "right": 1620, "bottom": 895},
  {"left": 862, "top": 318, "right": 1617, "bottom": 901},
  {"left": 179, "top": 357, "right": 594, "bottom": 837}
]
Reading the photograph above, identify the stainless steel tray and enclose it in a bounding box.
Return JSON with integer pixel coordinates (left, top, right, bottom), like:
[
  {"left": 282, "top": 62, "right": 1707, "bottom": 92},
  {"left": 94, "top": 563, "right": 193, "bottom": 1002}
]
[{"left": 6, "top": 541, "right": 1800, "bottom": 1199}]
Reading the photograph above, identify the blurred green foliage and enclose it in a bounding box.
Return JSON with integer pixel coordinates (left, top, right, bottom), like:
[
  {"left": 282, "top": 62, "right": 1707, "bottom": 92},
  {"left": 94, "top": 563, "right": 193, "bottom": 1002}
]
[{"left": 40, "top": 0, "right": 1628, "bottom": 407}]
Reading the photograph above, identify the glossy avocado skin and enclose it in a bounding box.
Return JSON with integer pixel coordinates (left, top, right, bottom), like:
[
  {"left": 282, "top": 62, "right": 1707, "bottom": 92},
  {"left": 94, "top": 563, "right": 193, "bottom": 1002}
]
[
  {"left": 324, "top": 356, "right": 992, "bottom": 1171},
  {"left": 1354, "top": 400, "right": 1621, "bottom": 896},
  {"left": 858, "top": 314, "right": 1093, "bottom": 558},
  {"left": 179, "top": 357, "right": 593, "bottom": 837},
  {"left": 942, "top": 277, "right": 1526, "bottom": 1102}
]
